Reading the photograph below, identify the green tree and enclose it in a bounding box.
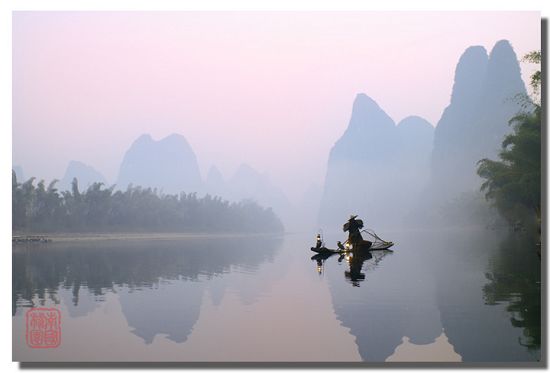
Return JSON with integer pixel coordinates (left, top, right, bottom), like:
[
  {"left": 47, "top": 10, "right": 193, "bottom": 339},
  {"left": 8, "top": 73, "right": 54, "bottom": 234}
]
[
  {"left": 523, "top": 50, "right": 541, "bottom": 103},
  {"left": 477, "top": 50, "right": 541, "bottom": 230},
  {"left": 12, "top": 174, "right": 284, "bottom": 234}
]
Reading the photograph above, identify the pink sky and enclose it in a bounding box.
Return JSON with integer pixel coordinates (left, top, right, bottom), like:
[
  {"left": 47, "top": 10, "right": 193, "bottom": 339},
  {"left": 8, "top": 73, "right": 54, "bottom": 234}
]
[{"left": 12, "top": 12, "right": 540, "bottom": 201}]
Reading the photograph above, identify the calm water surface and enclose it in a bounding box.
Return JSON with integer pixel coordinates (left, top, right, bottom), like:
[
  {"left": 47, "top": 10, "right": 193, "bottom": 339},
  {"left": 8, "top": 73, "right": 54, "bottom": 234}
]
[{"left": 12, "top": 229, "right": 541, "bottom": 362}]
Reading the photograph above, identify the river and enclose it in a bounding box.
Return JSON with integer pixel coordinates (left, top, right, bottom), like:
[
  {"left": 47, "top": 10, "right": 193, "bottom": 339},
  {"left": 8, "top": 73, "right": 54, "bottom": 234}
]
[{"left": 12, "top": 228, "right": 541, "bottom": 363}]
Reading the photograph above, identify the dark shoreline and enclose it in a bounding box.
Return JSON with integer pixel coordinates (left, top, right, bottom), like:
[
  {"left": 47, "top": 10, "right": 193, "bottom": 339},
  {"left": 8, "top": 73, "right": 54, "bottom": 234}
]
[{"left": 12, "top": 232, "right": 285, "bottom": 243}]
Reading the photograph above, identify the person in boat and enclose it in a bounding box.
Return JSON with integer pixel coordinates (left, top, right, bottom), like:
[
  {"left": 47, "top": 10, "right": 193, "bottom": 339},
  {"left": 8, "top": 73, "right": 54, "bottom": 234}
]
[
  {"left": 311, "top": 233, "right": 328, "bottom": 253},
  {"left": 343, "top": 215, "right": 372, "bottom": 250},
  {"left": 315, "top": 233, "right": 323, "bottom": 249}
]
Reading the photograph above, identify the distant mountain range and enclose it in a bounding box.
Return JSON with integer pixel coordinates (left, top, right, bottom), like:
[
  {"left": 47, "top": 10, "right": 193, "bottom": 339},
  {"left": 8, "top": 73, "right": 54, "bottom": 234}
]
[
  {"left": 318, "top": 94, "right": 434, "bottom": 228},
  {"left": 431, "top": 40, "right": 526, "bottom": 199},
  {"left": 59, "top": 160, "right": 108, "bottom": 191},
  {"left": 116, "top": 133, "right": 202, "bottom": 195},
  {"left": 13, "top": 40, "right": 526, "bottom": 231},
  {"left": 318, "top": 40, "right": 526, "bottom": 228},
  {"left": 205, "top": 163, "right": 292, "bottom": 224},
  {"left": 114, "top": 134, "right": 292, "bottom": 225},
  {"left": 14, "top": 132, "right": 292, "bottom": 227}
]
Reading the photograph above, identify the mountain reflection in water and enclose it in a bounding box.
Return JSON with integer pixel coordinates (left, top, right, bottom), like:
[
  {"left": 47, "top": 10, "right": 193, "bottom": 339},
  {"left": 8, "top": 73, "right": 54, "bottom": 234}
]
[
  {"left": 318, "top": 229, "right": 540, "bottom": 362},
  {"left": 12, "top": 229, "right": 540, "bottom": 363},
  {"left": 13, "top": 235, "right": 283, "bottom": 345}
]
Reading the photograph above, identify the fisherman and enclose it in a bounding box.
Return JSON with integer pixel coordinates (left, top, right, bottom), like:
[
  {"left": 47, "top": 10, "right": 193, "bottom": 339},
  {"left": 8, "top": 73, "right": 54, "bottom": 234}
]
[
  {"left": 315, "top": 233, "right": 323, "bottom": 249},
  {"left": 343, "top": 215, "right": 372, "bottom": 251}
]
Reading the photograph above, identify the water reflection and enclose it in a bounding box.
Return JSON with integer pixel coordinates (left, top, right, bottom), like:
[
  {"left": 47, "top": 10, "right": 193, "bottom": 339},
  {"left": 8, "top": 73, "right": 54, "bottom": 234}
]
[
  {"left": 431, "top": 230, "right": 541, "bottom": 362},
  {"left": 323, "top": 236, "right": 442, "bottom": 361},
  {"left": 311, "top": 250, "right": 393, "bottom": 287},
  {"left": 12, "top": 230, "right": 541, "bottom": 362},
  {"left": 13, "top": 235, "right": 283, "bottom": 345},
  {"left": 322, "top": 229, "right": 541, "bottom": 362},
  {"left": 482, "top": 232, "right": 541, "bottom": 353},
  {"left": 119, "top": 279, "right": 205, "bottom": 344}
]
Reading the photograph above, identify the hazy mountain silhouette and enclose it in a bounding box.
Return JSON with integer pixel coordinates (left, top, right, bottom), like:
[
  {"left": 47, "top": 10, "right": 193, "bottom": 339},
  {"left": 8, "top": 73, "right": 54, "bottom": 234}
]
[
  {"left": 116, "top": 134, "right": 202, "bottom": 194},
  {"left": 203, "top": 163, "right": 293, "bottom": 229},
  {"left": 329, "top": 93, "right": 397, "bottom": 163},
  {"left": 205, "top": 165, "right": 225, "bottom": 197},
  {"left": 395, "top": 116, "right": 435, "bottom": 216},
  {"left": 396, "top": 116, "right": 434, "bottom": 170},
  {"left": 227, "top": 164, "right": 291, "bottom": 222},
  {"left": 318, "top": 94, "right": 433, "bottom": 228},
  {"left": 319, "top": 40, "right": 526, "bottom": 230},
  {"left": 116, "top": 135, "right": 289, "bottom": 223},
  {"left": 431, "top": 40, "right": 527, "bottom": 200},
  {"left": 318, "top": 94, "right": 395, "bottom": 228},
  {"left": 59, "top": 160, "right": 107, "bottom": 191}
]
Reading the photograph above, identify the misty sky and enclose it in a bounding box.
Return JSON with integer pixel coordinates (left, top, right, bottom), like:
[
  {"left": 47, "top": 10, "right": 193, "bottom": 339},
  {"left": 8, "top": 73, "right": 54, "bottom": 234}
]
[{"left": 12, "top": 11, "right": 540, "bottom": 202}]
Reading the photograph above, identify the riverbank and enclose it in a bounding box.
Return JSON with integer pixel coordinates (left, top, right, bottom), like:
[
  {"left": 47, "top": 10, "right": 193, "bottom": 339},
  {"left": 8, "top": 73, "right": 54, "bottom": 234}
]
[{"left": 12, "top": 232, "right": 284, "bottom": 243}]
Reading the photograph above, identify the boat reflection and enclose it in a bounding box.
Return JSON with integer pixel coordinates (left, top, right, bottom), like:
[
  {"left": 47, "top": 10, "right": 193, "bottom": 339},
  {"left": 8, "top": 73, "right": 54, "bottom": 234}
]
[{"left": 311, "top": 249, "right": 393, "bottom": 286}]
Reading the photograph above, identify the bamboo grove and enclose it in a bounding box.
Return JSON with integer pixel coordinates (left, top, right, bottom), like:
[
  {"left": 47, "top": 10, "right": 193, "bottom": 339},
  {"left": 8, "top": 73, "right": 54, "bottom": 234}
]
[{"left": 12, "top": 174, "right": 284, "bottom": 234}]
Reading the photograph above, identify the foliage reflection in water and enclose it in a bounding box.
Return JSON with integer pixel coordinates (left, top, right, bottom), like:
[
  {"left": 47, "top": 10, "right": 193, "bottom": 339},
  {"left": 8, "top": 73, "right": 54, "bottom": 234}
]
[{"left": 314, "top": 229, "right": 540, "bottom": 362}]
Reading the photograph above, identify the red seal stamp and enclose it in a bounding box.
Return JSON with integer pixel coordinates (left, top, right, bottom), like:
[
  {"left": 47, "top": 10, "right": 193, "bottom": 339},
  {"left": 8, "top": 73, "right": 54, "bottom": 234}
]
[{"left": 25, "top": 308, "right": 61, "bottom": 348}]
